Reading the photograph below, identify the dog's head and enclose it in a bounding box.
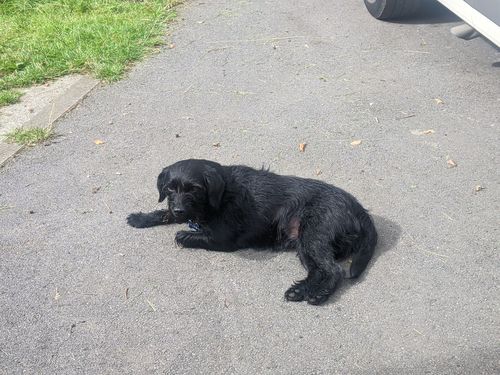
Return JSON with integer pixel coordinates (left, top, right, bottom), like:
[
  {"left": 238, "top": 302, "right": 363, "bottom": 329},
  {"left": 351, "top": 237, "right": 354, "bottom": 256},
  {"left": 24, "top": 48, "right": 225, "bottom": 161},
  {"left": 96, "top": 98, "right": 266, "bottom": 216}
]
[{"left": 157, "top": 159, "right": 225, "bottom": 222}]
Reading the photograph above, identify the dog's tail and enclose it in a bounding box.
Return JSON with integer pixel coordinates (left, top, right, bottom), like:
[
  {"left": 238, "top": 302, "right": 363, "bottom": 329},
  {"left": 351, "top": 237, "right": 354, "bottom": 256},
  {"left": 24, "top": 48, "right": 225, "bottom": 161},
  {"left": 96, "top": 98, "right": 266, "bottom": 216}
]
[{"left": 347, "top": 211, "right": 378, "bottom": 279}]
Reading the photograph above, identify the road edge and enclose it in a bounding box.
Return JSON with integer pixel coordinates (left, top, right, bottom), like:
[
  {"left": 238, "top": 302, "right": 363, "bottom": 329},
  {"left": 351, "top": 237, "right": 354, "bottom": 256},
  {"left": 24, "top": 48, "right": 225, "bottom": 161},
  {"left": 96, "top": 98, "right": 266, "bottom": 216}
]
[{"left": 0, "top": 75, "right": 100, "bottom": 167}]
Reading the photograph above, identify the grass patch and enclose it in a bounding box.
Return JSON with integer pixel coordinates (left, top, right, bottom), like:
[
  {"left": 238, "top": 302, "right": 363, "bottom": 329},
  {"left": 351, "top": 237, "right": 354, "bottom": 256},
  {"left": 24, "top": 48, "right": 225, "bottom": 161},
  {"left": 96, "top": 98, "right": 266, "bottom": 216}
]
[
  {"left": 0, "top": 0, "right": 178, "bottom": 107},
  {"left": 5, "top": 127, "right": 53, "bottom": 146},
  {"left": 0, "top": 89, "right": 22, "bottom": 106}
]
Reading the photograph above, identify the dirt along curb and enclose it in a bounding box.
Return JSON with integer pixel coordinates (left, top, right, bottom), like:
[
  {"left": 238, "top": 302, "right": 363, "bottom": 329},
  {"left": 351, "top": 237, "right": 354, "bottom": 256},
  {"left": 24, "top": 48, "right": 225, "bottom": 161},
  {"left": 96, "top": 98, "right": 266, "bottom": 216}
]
[{"left": 0, "top": 75, "right": 99, "bottom": 167}]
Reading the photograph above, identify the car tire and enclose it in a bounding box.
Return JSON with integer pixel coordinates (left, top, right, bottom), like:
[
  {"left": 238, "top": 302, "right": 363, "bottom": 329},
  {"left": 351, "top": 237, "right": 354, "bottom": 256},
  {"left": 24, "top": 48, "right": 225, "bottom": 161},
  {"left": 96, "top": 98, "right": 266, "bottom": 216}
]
[{"left": 364, "top": 0, "right": 421, "bottom": 20}]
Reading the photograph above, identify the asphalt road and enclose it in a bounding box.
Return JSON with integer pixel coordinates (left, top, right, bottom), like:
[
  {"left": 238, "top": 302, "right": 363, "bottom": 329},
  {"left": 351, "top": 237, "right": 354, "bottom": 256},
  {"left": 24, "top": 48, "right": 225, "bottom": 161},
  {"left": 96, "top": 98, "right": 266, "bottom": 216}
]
[{"left": 1, "top": 1, "right": 499, "bottom": 374}]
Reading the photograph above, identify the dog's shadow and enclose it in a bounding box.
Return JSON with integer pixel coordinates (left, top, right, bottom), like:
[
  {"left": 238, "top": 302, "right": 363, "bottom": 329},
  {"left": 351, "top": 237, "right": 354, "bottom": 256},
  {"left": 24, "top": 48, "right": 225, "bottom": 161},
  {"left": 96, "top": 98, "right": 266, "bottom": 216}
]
[{"left": 236, "top": 247, "right": 290, "bottom": 261}]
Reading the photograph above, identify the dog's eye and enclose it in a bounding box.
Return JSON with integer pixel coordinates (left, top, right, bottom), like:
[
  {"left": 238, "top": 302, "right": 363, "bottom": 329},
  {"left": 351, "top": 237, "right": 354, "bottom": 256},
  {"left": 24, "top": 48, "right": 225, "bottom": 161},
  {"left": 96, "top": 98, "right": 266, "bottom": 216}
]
[{"left": 184, "top": 185, "right": 199, "bottom": 193}]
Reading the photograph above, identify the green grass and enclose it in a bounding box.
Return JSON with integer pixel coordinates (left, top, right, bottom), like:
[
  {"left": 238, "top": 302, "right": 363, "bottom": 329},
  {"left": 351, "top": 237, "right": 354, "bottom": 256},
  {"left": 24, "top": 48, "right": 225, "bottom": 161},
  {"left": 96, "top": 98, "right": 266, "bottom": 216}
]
[
  {"left": 0, "top": 0, "right": 178, "bottom": 107},
  {"left": 0, "top": 89, "right": 22, "bottom": 106},
  {"left": 5, "top": 127, "right": 53, "bottom": 146}
]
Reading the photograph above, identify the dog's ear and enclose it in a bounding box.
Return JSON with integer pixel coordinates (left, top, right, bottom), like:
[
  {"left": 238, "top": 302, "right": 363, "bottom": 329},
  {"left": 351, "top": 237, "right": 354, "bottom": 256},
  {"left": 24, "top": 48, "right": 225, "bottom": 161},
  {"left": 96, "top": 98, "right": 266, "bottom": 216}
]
[
  {"left": 157, "top": 168, "right": 170, "bottom": 203},
  {"left": 203, "top": 166, "right": 225, "bottom": 210}
]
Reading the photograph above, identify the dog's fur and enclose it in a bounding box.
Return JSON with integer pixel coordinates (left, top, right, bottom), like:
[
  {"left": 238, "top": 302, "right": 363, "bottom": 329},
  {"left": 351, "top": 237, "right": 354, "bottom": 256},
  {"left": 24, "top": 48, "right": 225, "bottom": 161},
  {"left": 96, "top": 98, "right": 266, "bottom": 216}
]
[{"left": 127, "top": 159, "right": 377, "bottom": 305}]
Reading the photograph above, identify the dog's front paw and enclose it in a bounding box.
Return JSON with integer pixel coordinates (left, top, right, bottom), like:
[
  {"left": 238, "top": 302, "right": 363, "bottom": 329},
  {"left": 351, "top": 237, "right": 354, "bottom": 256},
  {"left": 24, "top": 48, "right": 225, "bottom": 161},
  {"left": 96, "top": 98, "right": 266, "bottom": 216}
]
[
  {"left": 127, "top": 212, "right": 150, "bottom": 228},
  {"left": 175, "top": 230, "right": 192, "bottom": 247}
]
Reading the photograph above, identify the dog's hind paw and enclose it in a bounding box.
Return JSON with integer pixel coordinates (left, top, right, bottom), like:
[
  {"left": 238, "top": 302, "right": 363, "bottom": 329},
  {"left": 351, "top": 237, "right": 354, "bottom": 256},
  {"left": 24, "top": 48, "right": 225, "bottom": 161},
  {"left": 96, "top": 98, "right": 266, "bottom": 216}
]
[
  {"left": 284, "top": 283, "right": 307, "bottom": 302},
  {"left": 305, "top": 287, "right": 332, "bottom": 305},
  {"left": 306, "top": 294, "right": 329, "bottom": 305}
]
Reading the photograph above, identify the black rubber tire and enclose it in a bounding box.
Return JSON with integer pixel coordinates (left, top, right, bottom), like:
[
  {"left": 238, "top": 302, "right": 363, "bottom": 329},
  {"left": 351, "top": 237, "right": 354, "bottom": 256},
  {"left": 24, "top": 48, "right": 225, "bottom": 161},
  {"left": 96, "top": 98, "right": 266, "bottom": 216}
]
[{"left": 364, "top": 0, "right": 421, "bottom": 20}]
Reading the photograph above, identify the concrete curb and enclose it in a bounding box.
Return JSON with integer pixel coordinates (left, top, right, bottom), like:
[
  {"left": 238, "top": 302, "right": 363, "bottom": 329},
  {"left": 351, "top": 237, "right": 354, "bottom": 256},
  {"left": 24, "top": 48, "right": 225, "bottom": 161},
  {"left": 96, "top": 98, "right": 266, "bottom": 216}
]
[{"left": 0, "top": 75, "right": 99, "bottom": 167}]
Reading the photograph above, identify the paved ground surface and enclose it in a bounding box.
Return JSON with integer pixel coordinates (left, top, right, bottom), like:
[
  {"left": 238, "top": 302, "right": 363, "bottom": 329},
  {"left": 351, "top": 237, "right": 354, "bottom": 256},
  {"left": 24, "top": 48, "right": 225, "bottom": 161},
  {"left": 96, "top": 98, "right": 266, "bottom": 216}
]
[{"left": 1, "top": 1, "right": 499, "bottom": 374}]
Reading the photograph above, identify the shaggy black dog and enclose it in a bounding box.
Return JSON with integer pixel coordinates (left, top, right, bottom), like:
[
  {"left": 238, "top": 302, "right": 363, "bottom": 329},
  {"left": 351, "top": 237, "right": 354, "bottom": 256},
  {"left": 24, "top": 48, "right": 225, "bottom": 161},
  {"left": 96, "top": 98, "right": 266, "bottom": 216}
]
[{"left": 127, "top": 159, "right": 377, "bottom": 305}]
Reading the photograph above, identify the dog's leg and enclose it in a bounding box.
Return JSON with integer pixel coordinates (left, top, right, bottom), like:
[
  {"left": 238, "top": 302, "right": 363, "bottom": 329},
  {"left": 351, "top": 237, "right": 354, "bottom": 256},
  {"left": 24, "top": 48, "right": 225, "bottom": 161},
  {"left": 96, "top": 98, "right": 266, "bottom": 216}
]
[
  {"left": 285, "top": 231, "right": 344, "bottom": 305},
  {"left": 127, "top": 209, "right": 174, "bottom": 228},
  {"left": 175, "top": 230, "right": 236, "bottom": 252},
  {"left": 304, "top": 264, "right": 343, "bottom": 305}
]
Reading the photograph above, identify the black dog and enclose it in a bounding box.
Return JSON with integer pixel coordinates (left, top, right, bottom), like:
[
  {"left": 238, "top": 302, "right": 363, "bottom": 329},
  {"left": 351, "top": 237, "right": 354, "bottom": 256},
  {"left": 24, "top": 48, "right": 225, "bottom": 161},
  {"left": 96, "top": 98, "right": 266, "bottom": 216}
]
[{"left": 127, "top": 159, "right": 377, "bottom": 305}]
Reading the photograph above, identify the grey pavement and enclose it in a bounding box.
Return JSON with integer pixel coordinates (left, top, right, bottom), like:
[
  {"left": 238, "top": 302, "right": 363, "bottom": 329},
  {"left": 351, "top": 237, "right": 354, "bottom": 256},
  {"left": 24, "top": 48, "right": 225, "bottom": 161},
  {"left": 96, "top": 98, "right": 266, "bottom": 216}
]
[{"left": 1, "top": 0, "right": 499, "bottom": 374}]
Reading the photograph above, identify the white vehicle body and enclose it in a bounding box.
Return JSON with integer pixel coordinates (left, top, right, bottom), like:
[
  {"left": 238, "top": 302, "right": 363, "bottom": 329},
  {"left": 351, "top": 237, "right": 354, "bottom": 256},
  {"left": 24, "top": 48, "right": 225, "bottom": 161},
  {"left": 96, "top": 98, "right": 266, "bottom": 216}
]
[{"left": 438, "top": 0, "right": 500, "bottom": 47}]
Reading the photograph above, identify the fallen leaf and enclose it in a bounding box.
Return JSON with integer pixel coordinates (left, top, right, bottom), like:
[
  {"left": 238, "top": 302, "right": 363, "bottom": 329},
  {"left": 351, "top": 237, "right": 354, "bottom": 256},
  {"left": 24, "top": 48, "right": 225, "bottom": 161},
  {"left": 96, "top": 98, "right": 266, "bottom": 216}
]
[
  {"left": 235, "top": 91, "right": 254, "bottom": 96},
  {"left": 350, "top": 140, "right": 362, "bottom": 146},
  {"left": 299, "top": 143, "right": 307, "bottom": 152},
  {"left": 125, "top": 288, "right": 129, "bottom": 300},
  {"left": 411, "top": 129, "right": 436, "bottom": 135},
  {"left": 168, "top": 43, "right": 176, "bottom": 49},
  {"left": 434, "top": 98, "right": 444, "bottom": 105},
  {"left": 212, "top": 142, "right": 221, "bottom": 147},
  {"left": 315, "top": 169, "right": 322, "bottom": 176},
  {"left": 91, "top": 186, "right": 101, "bottom": 194},
  {"left": 474, "top": 185, "right": 485, "bottom": 192},
  {"left": 447, "top": 159, "right": 457, "bottom": 168},
  {"left": 94, "top": 139, "right": 105, "bottom": 145},
  {"left": 411, "top": 129, "right": 435, "bottom": 136}
]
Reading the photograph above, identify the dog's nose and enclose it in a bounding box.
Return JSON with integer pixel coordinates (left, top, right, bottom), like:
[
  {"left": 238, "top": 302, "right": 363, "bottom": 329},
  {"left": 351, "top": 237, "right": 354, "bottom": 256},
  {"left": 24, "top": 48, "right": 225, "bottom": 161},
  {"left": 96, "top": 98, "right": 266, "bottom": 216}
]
[{"left": 173, "top": 208, "right": 185, "bottom": 215}]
